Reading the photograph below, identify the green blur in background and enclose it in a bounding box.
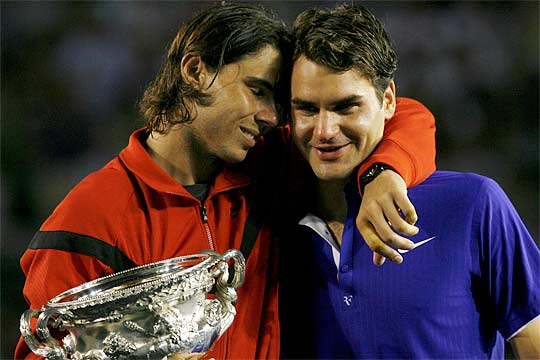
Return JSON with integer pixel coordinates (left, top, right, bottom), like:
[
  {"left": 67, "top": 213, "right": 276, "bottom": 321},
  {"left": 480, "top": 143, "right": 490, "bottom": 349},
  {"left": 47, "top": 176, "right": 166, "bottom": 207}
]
[{"left": 1, "top": 1, "right": 538, "bottom": 358}]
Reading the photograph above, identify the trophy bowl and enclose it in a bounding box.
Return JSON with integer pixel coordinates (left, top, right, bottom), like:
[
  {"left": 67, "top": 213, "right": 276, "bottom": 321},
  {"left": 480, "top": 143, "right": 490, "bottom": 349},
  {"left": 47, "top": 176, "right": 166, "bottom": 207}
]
[{"left": 20, "top": 249, "right": 245, "bottom": 360}]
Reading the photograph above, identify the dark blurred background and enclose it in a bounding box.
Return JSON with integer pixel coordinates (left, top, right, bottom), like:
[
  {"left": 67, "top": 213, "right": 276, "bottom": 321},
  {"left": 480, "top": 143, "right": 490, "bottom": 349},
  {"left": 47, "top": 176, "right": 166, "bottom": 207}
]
[{"left": 1, "top": 1, "right": 538, "bottom": 358}]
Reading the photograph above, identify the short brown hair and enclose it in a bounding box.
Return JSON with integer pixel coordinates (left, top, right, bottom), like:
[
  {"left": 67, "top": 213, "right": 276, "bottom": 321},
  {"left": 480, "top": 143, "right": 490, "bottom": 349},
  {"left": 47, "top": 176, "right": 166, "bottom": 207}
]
[{"left": 293, "top": 4, "right": 397, "bottom": 101}]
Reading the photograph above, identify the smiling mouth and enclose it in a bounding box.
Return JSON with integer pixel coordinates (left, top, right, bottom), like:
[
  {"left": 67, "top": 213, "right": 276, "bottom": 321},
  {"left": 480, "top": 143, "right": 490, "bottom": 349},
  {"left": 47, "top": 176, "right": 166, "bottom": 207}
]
[
  {"left": 314, "top": 144, "right": 349, "bottom": 152},
  {"left": 240, "top": 127, "right": 259, "bottom": 140},
  {"left": 241, "top": 130, "right": 256, "bottom": 140},
  {"left": 311, "top": 143, "right": 350, "bottom": 161}
]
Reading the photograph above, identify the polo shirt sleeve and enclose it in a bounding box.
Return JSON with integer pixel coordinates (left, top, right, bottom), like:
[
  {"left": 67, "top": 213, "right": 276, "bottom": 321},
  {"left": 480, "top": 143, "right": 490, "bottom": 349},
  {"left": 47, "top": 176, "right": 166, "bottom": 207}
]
[{"left": 474, "top": 177, "right": 540, "bottom": 339}]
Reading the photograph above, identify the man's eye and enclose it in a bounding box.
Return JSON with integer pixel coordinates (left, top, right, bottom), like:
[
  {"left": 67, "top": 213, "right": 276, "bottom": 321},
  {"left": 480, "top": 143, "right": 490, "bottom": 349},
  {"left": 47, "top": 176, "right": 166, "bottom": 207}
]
[
  {"left": 250, "top": 87, "right": 265, "bottom": 97},
  {"left": 303, "top": 107, "right": 319, "bottom": 115},
  {"left": 334, "top": 104, "right": 356, "bottom": 114}
]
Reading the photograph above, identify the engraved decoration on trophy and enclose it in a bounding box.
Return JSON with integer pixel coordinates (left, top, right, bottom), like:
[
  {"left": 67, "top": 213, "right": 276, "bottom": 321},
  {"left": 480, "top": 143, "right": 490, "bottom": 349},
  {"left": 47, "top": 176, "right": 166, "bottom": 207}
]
[{"left": 20, "top": 249, "right": 245, "bottom": 359}]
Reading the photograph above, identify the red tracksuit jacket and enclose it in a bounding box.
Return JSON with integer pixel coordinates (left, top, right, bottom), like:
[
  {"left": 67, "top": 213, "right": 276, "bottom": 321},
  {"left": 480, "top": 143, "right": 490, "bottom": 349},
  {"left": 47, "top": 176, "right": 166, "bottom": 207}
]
[{"left": 16, "top": 97, "right": 435, "bottom": 359}]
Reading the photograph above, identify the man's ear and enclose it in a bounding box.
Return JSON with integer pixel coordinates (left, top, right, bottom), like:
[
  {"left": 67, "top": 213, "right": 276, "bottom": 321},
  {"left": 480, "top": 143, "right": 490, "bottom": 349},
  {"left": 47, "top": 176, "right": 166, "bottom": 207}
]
[
  {"left": 383, "top": 80, "right": 396, "bottom": 120},
  {"left": 180, "top": 53, "right": 208, "bottom": 88}
]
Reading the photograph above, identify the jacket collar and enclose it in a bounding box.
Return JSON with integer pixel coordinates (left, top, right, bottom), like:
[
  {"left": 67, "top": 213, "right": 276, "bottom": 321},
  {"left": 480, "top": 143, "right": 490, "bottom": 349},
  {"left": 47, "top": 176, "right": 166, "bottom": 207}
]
[{"left": 119, "top": 128, "right": 251, "bottom": 197}]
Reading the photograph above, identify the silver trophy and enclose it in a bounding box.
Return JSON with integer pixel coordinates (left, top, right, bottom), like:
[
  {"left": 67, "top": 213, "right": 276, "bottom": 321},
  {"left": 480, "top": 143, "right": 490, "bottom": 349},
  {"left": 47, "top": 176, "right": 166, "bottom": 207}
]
[{"left": 20, "top": 249, "right": 245, "bottom": 359}]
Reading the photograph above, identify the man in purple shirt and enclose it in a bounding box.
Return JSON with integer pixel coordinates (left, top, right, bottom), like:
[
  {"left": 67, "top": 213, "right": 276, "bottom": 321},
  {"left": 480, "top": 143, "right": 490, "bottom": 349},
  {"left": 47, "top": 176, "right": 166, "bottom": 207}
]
[{"left": 279, "top": 4, "right": 539, "bottom": 359}]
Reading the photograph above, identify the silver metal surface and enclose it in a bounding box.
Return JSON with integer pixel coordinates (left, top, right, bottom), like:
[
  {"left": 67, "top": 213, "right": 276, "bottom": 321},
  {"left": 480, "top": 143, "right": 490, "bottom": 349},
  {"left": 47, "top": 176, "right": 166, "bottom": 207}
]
[{"left": 20, "top": 249, "right": 245, "bottom": 359}]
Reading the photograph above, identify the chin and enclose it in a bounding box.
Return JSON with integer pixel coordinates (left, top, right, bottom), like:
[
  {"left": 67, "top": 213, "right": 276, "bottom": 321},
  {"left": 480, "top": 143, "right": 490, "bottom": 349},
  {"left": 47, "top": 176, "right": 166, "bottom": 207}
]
[
  {"left": 312, "top": 167, "right": 353, "bottom": 183},
  {"left": 223, "top": 156, "right": 246, "bottom": 164},
  {"left": 222, "top": 150, "right": 249, "bottom": 164}
]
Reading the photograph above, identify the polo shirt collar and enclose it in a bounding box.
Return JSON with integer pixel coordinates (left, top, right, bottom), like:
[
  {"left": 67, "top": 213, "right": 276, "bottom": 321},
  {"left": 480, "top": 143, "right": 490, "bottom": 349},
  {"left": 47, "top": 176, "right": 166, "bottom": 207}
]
[{"left": 297, "top": 179, "right": 360, "bottom": 266}]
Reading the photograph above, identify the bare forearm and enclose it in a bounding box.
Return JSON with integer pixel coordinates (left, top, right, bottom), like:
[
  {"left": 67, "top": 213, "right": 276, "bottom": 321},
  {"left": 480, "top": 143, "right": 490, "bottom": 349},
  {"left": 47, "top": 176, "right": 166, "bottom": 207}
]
[{"left": 510, "top": 316, "right": 540, "bottom": 360}]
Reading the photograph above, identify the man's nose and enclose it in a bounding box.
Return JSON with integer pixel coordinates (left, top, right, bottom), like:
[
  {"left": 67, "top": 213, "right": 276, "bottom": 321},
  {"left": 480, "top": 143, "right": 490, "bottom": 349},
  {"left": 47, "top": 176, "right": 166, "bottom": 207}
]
[
  {"left": 254, "top": 103, "right": 278, "bottom": 129},
  {"left": 314, "top": 111, "right": 339, "bottom": 141}
]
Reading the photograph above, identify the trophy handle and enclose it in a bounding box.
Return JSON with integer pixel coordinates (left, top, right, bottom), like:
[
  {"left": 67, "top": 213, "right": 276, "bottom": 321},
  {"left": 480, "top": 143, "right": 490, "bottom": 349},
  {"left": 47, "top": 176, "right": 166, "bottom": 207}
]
[
  {"left": 20, "top": 309, "right": 66, "bottom": 359},
  {"left": 220, "top": 249, "right": 245, "bottom": 290},
  {"left": 214, "top": 249, "right": 245, "bottom": 336}
]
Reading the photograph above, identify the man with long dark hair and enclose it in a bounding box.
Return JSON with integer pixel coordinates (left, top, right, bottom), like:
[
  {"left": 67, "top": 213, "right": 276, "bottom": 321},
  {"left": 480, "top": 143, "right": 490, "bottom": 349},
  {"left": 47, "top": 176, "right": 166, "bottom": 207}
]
[{"left": 16, "top": 3, "right": 436, "bottom": 358}]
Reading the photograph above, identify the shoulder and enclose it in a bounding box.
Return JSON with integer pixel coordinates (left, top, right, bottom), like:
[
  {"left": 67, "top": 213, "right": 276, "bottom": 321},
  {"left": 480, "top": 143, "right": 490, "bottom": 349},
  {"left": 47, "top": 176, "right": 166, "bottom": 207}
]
[
  {"left": 41, "top": 158, "right": 136, "bottom": 233},
  {"left": 411, "top": 171, "right": 508, "bottom": 209},
  {"left": 80, "top": 157, "right": 132, "bottom": 188},
  {"left": 417, "top": 170, "right": 496, "bottom": 192},
  {"left": 66, "top": 159, "right": 134, "bottom": 206}
]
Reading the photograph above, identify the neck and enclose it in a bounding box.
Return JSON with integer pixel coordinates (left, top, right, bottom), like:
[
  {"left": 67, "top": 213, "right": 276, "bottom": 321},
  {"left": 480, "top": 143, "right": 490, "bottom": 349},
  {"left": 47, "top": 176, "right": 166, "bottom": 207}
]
[
  {"left": 146, "top": 127, "right": 222, "bottom": 185},
  {"left": 315, "top": 178, "right": 348, "bottom": 246},
  {"left": 315, "top": 178, "right": 348, "bottom": 221}
]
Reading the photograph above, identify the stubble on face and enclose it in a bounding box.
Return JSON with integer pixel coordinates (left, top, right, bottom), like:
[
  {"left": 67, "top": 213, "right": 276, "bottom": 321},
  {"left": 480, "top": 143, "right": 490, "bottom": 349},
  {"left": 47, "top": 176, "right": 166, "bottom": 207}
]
[
  {"left": 145, "top": 46, "right": 282, "bottom": 184},
  {"left": 186, "top": 45, "right": 282, "bottom": 164},
  {"left": 291, "top": 56, "right": 393, "bottom": 184}
]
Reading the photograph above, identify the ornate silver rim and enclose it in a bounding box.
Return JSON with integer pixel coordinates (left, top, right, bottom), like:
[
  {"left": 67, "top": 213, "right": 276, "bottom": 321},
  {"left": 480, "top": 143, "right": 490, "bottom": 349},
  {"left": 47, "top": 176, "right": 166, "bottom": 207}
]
[{"left": 45, "top": 251, "right": 222, "bottom": 311}]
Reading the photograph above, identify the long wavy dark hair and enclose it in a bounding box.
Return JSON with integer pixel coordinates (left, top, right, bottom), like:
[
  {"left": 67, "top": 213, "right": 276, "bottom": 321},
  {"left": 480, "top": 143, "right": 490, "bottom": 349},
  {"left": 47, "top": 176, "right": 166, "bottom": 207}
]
[{"left": 139, "top": 3, "right": 291, "bottom": 133}]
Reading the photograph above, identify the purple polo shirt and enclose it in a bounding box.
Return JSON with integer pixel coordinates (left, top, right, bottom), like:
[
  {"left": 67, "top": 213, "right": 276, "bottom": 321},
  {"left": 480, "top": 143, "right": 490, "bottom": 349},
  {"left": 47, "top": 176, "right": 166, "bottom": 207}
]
[{"left": 280, "top": 171, "right": 540, "bottom": 359}]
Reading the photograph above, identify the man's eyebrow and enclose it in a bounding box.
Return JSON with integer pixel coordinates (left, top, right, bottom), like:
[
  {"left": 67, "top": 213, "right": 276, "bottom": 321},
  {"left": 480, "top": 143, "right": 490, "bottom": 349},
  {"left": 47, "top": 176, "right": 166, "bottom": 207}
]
[
  {"left": 291, "top": 95, "right": 362, "bottom": 107},
  {"left": 329, "top": 95, "right": 362, "bottom": 107},
  {"left": 244, "top": 77, "right": 274, "bottom": 92},
  {"left": 291, "top": 98, "right": 314, "bottom": 107}
]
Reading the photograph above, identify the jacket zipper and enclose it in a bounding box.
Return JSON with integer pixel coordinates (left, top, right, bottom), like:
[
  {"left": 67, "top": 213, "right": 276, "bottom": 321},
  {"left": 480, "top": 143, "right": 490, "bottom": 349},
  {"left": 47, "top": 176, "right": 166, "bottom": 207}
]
[{"left": 200, "top": 204, "right": 215, "bottom": 250}]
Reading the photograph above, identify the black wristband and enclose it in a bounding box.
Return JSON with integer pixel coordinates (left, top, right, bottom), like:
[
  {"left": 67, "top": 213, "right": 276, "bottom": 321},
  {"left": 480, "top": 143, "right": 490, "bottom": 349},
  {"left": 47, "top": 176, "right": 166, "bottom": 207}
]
[{"left": 360, "top": 163, "right": 395, "bottom": 193}]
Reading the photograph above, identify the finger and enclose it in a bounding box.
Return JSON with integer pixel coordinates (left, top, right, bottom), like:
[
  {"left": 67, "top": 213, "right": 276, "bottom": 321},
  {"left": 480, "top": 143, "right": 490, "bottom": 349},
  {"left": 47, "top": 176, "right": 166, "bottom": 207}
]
[
  {"left": 168, "top": 353, "right": 207, "bottom": 360},
  {"left": 358, "top": 222, "right": 404, "bottom": 264},
  {"left": 373, "top": 252, "right": 386, "bottom": 266},
  {"left": 393, "top": 191, "right": 418, "bottom": 225},
  {"left": 383, "top": 202, "right": 419, "bottom": 236},
  {"left": 367, "top": 210, "right": 414, "bottom": 250}
]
